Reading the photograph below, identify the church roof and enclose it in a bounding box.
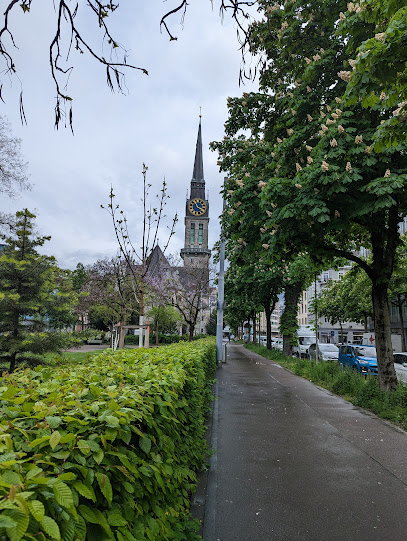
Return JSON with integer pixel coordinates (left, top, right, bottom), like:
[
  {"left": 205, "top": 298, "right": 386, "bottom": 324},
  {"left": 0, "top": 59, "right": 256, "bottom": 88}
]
[{"left": 191, "top": 118, "right": 204, "bottom": 183}]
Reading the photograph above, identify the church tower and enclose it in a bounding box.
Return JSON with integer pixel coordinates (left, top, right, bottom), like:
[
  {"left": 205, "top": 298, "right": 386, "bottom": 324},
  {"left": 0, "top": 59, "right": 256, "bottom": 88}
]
[{"left": 180, "top": 117, "right": 211, "bottom": 268}]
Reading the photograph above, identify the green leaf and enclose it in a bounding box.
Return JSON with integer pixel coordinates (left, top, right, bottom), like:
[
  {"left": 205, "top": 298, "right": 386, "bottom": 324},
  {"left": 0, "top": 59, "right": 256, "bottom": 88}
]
[
  {"left": 96, "top": 473, "right": 113, "bottom": 505},
  {"left": 78, "top": 504, "right": 98, "bottom": 523},
  {"left": 73, "top": 481, "right": 96, "bottom": 502},
  {"left": 4, "top": 509, "right": 29, "bottom": 541},
  {"left": 49, "top": 430, "right": 61, "bottom": 450},
  {"left": 58, "top": 472, "right": 76, "bottom": 482},
  {"left": 53, "top": 480, "right": 74, "bottom": 509},
  {"left": 29, "top": 435, "right": 50, "bottom": 448},
  {"left": 107, "top": 509, "right": 128, "bottom": 527},
  {"left": 105, "top": 415, "right": 120, "bottom": 428},
  {"left": 139, "top": 436, "right": 151, "bottom": 454},
  {"left": 46, "top": 416, "right": 62, "bottom": 429},
  {"left": 0, "top": 515, "right": 17, "bottom": 528},
  {"left": 25, "top": 466, "right": 43, "bottom": 480},
  {"left": 93, "top": 448, "right": 104, "bottom": 465},
  {"left": 77, "top": 439, "right": 91, "bottom": 455},
  {"left": 60, "top": 519, "right": 76, "bottom": 541},
  {"left": 28, "top": 500, "right": 45, "bottom": 522},
  {"left": 41, "top": 515, "right": 61, "bottom": 540}
]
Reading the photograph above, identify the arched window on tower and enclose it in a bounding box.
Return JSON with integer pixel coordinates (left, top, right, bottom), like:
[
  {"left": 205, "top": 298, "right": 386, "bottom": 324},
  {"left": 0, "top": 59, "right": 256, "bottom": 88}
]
[
  {"left": 190, "top": 223, "right": 195, "bottom": 246},
  {"left": 198, "top": 224, "right": 203, "bottom": 245}
]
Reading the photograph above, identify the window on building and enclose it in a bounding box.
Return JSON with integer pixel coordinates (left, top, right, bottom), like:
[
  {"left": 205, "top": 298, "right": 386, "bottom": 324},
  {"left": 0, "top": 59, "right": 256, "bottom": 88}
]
[
  {"left": 190, "top": 223, "right": 195, "bottom": 245},
  {"left": 198, "top": 223, "right": 203, "bottom": 245}
]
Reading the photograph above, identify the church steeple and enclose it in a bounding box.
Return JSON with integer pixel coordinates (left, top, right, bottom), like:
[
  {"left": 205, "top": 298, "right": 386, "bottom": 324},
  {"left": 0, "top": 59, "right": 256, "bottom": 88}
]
[
  {"left": 181, "top": 115, "right": 211, "bottom": 268},
  {"left": 190, "top": 116, "right": 205, "bottom": 200},
  {"left": 192, "top": 117, "right": 204, "bottom": 182}
]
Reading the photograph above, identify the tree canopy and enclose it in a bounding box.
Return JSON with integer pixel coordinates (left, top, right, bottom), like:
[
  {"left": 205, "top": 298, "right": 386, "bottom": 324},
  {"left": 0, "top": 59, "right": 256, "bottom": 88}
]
[
  {"left": 0, "top": 209, "right": 77, "bottom": 371},
  {"left": 212, "top": 0, "right": 407, "bottom": 390}
]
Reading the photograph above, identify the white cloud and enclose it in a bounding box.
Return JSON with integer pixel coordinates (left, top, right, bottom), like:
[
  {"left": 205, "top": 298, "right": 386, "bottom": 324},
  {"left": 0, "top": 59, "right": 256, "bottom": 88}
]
[{"left": 0, "top": 2, "right": 258, "bottom": 269}]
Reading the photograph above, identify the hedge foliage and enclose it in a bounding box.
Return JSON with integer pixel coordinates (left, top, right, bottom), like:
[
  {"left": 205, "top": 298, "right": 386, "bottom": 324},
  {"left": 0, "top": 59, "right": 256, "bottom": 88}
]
[{"left": 0, "top": 339, "right": 217, "bottom": 541}]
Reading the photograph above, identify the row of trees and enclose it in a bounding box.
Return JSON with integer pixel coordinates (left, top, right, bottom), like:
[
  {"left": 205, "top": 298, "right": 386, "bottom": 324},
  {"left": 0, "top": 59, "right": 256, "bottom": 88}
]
[
  {"left": 0, "top": 207, "right": 213, "bottom": 372},
  {"left": 212, "top": 0, "right": 407, "bottom": 390}
]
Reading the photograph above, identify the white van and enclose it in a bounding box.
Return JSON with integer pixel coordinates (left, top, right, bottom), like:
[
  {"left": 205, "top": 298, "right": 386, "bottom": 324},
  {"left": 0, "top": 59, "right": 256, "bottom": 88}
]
[{"left": 292, "top": 326, "right": 316, "bottom": 358}]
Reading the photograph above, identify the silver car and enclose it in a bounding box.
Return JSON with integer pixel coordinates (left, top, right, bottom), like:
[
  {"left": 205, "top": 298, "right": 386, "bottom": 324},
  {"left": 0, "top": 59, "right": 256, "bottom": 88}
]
[{"left": 308, "top": 343, "right": 339, "bottom": 362}]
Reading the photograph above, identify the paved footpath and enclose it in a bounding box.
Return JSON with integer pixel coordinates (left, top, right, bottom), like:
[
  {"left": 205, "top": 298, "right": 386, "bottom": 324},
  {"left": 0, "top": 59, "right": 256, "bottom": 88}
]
[{"left": 193, "top": 344, "right": 407, "bottom": 541}]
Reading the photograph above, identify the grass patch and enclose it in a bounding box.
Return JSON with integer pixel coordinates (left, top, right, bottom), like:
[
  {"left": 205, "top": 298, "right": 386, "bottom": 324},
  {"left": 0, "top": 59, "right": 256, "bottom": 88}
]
[
  {"left": 44, "top": 350, "right": 105, "bottom": 365},
  {"left": 246, "top": 343, "right": 407, "bottom": 431}
]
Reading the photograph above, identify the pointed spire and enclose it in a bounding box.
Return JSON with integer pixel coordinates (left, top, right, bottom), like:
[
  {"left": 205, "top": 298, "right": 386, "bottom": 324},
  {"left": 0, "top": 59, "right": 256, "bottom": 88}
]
[{"left": 192, "top": 115, "right": 204, "bottom": 183}]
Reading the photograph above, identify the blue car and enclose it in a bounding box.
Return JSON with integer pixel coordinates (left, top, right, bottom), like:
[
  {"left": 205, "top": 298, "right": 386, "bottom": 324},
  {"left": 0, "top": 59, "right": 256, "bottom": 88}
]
[{"left": 338, "top": 344, "right": 378, "bottom": 375}]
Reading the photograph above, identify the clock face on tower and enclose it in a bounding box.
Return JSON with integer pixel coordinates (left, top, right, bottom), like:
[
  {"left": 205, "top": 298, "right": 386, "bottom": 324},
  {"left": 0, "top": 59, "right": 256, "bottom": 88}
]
[{"left": 188, "top": 198, "right": 207, "bottom": 216}]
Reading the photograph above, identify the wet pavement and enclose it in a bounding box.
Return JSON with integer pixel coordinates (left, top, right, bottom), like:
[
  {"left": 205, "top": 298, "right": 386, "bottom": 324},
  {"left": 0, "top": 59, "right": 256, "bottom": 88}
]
[{"left": 193, "top": 344, "right": 407, "bottom": 541}]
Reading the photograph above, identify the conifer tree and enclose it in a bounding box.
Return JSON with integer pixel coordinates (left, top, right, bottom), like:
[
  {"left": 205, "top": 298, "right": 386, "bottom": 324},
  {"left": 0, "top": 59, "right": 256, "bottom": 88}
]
[{"left": 0, "top": 209, "right": 75, "bottom": 371}]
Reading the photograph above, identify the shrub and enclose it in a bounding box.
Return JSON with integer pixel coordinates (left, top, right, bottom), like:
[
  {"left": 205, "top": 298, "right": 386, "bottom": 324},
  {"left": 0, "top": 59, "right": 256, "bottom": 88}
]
[{"left": 0, "top": 339, "right": 216, "bottom": 540}]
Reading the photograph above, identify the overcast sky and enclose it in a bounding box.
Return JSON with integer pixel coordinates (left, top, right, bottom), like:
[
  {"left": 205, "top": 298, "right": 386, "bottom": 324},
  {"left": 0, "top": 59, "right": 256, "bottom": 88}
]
[{"left": 0, "top": 1, "right": 258, "bottom": 269}]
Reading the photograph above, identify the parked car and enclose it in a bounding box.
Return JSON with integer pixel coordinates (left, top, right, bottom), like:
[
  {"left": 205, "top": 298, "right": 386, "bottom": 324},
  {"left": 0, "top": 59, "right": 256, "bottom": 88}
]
[
  {"left": 292, "top": 327, "right": 315, "bottom": 358},
  {"left": 338, "top": 344, "right": 378, "bottom": 375},
  {"left": 394, "top": 352, "right": 407, "bottom": 383},
  {"left": 259, "top": 335, "right": 267, "bottom": 346},
  {"left": 308, "top": 343, "right": 339, "bottom": 362},
  {"left": 271, "top": 337, "right": 283, "bottom": 351}
]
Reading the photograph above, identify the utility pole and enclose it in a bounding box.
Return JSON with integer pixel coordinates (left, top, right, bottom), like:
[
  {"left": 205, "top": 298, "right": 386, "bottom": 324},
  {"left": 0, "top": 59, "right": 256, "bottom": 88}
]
[{"left": 216, "top": 181, "right": 226, "bottom": 364}]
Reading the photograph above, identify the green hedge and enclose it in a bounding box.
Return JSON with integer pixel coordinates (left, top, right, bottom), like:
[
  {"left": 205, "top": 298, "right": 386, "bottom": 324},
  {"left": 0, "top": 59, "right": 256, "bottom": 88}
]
[{"left": 0, "top": 339, "right": 217, "bottom": 541}]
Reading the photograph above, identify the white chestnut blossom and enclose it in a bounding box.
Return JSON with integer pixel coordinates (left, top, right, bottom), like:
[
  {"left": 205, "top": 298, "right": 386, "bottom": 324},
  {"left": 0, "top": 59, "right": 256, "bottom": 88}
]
[
  {"left": 384, "top": 169, "right": 391, "bottom": 177},
  {"left": 321, "top": 161, "right": 329, "bottom": 172},
  {"left": 296, "top": 164, "right": 302, "bottom": 172},
  {"left": 338, "top": 125, "right": 345, "bottom": 133},
  {"left": 287, "top": 128, "right": 294, "bottom": 136},
  {"left": 338, "top": 71, "right": 351, "bottom": 82},
  {"left": 307, "top": 114, "right": 313, "bottom": 122},
  {"left": 355, "top": 135, "right": 363, "bottom": 144},
  {"left": 330, "top": 138, "right": 338, "bottom": 147},
  {"left": 346, "top": 162, "right": 352, "bottom": 172},
  {"left": 307, "top": 86, "right": 312, "bottom": 93},
  {"left": 295, "top": 183, "right": 302, "bottom": 188},
  {"left": 306, "top": 145, "right": 313, "bottom": 152}
]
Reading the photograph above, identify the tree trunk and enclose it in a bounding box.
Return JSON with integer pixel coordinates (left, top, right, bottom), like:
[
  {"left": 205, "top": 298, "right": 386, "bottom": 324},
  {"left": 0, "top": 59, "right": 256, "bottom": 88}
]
[
  {"left": 281, "top": 283, "right": 302, "bottom": 356},
  {"left": 396, "top": 295, "right": 406, "bottom": 352},
  {"left": 252, "top": 313, "right": 257, "bottom": 344},
  {"left": 189, "top": 324, "right": 194, "bottom": 342},
  {"left": 371, "top": 283, "right": 397, "bottom": 390},
  {"left": 156, "top": 321, "right": 159, "bottom": 346},
  {"left": 138, "top": 285, "right": 144, "bottom": 348}
]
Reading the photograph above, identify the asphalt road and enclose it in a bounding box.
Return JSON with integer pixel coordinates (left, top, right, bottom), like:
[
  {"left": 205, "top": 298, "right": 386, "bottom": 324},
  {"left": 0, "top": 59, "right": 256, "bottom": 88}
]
[{"left": 194, "top": 344, "right": 407, "bottom": 541}]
